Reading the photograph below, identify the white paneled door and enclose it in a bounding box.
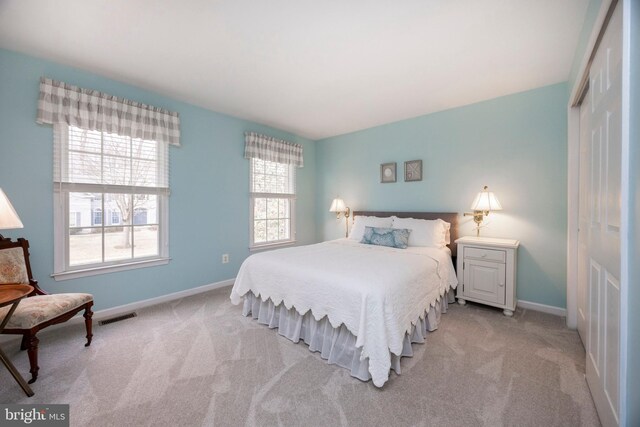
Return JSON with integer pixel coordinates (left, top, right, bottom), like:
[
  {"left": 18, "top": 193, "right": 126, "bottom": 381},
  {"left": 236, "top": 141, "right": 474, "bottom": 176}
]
[
  {"left": 577, "top": 87, "right": 590, "bottom": 344},
  {"left": 578, "top": 3, "right": 622, "bottom": 426}
]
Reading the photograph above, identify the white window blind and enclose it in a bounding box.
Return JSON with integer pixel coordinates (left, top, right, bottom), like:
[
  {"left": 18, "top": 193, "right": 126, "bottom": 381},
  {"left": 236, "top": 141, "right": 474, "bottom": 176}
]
[{"left": 54, "top": 125, "right": 169, "bottom": 194}]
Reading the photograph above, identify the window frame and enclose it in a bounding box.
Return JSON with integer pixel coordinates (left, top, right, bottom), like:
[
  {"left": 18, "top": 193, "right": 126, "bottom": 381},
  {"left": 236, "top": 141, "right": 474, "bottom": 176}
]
[
  {"left": 249, "top": 158, "right": 296, "bottom": 250},
  {"left": 52, "top": 124, "right": 170, "bottom": 281}
]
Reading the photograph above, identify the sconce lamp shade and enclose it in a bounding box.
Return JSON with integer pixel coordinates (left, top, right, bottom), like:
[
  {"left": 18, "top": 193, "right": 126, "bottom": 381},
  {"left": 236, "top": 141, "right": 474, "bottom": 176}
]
[
  {"left": 470, "top": 186, "right": 502, "bottom": 212},
  {"left": 0, "top": 188, "right": 23, "bottom": 230},
  {"left": 329, "top": 198, "right": 347, "bottom": 213},
  {"left": 329, "top": 197, "right": 350, "bottom": 238}
]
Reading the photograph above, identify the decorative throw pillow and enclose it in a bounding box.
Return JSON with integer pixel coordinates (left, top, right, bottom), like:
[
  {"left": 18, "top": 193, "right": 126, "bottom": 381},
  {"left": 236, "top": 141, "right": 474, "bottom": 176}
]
[
  {"left": 360, "top": 226, "right": 411, "bottom": 249},
  {"left": 349, "top": 215, "right": 394, "bottom": 241}
]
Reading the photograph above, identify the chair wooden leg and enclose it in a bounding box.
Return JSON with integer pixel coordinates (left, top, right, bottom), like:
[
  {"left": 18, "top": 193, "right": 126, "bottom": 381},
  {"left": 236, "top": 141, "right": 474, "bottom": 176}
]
[
  {"left": 83, "top": 304, "right": 93, "bottom": 347},
  {"left": 26, "top": 334, "right": 39, "bottom": 384},
  {"left": 20, "top": 334, "right": 28, "bottom": 351}
]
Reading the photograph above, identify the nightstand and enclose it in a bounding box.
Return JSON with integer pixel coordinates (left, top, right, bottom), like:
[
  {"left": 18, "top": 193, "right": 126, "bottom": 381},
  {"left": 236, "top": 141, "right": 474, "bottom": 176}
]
[{"left": 455, "top": 236, "right": 520, "bottom": 316}]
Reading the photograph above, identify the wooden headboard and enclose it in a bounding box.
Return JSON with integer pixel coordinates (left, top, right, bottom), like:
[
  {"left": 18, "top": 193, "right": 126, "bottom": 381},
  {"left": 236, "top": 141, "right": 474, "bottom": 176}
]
[{"left": 352, "top": 211, "right": 459, "bottom": 258}]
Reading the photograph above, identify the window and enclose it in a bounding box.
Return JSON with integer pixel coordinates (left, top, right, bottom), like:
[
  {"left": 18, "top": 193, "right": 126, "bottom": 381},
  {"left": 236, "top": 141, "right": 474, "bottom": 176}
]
[
  {"left": 53, "top": 124, "right": 169, "bottom": 279},
  {"left": 92, "top": 208, "right": 102, "bottom": 226},
  {"left": 250, "top": 158, "right": 295, "bottom": 248},
  {"left": 110, "top": 210, "right": 121, "bottom": 225}
]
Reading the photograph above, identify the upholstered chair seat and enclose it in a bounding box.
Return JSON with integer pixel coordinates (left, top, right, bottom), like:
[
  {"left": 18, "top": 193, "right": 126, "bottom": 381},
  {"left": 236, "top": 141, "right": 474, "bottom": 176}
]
[{"left": 0, "top": 293, "right": 93, "bottom": 329}]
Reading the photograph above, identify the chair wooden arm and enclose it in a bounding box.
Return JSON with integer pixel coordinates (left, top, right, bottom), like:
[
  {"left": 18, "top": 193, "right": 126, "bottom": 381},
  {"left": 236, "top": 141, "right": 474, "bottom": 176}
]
[{"left": 28, "top": 279, "right": 48, "bottom": 296}]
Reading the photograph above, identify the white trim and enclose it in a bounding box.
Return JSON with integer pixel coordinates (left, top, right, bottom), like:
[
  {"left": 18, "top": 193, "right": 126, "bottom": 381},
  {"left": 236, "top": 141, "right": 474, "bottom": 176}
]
[
  {"left": 86, "top": 278, "right": 234, "bottom": 321},
  {"left": 566, "top": 106, "right": 580, "bottom": 329},
  {"left": 517, "top": 300, "right": 567, "bottom": 317},
  {"left": 569, "top": 0, "right": 616, "bottom": 106},
  {"left": 59, "top": 182, "right": 170, "bottom": 195},
  {"left": 619, "top": 0, "right": 631, "bottom": 423},
  {"left": 249, "top": 240, "right": 297, "bottom": 252},
  {"left": 158, "top": 187, "right": 170, "bottom": 263},
  {"left": 0, "top": 278, "right": 235, "bottom": 344},
  {"left": 52, "top": 257, "right": 170, "bottom": 281}
]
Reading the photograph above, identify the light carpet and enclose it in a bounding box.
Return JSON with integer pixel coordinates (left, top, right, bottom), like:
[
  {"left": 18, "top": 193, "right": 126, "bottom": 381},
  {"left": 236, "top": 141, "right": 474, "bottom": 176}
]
[{"left": 0, "top": 286, "right": 600, "bottom": 426}]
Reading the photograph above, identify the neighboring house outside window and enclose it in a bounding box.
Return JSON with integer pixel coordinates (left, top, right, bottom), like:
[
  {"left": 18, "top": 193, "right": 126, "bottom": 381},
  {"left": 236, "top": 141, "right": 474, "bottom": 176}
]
[{"left": 249, "top": 158, "right": 296, "bottom": 248}]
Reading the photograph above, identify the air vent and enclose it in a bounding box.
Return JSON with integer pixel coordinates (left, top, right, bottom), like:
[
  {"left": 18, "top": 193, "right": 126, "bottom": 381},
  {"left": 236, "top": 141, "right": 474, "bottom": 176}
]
[{"left": 98, "top": 312, "right": 137, "bottom": 326}]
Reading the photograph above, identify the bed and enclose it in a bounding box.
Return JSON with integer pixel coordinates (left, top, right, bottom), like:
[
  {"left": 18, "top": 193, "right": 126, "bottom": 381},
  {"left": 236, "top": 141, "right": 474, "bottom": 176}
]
[{"left": 230, "top": 211, "right": 459, "bottom": 387}]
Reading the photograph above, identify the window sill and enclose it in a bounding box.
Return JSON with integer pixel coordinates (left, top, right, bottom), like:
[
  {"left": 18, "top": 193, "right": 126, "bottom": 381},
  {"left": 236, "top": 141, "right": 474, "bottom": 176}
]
[
  {"left": 52, "top": 257, "right": 170, "bottom": 281},
  {"left": 250, "top": 240, "right": 296, "bottom": 252}
]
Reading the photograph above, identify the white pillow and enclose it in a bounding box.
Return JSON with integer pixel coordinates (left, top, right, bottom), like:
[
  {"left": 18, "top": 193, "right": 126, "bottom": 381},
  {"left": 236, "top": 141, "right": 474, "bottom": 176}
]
[
  {"left": 390, "top": 217, "right": 451, "bottom": 248},
  {"left": 349, "top": 216, "right": 393, "bottom": 241}
]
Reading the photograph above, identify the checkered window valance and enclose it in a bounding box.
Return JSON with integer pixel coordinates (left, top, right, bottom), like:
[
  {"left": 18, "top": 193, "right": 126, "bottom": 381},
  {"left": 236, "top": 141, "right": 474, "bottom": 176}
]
[
  {"left": 36, "top": 77, "right": 181, "bottom": 147},
  {"left": 244, "top": 132, "right": 303, "bottom": 167}
]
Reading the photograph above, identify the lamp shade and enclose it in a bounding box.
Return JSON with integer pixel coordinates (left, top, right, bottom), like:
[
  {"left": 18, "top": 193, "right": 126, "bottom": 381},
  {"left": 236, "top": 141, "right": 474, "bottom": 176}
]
[
  {"left": 0, "top": 188, "right": 24, "bottom": 230},
  {"left": 470, "top": 186, "right": 502, "bottom": 212},
  {"left": 329, "top": 198, "right": 347, "bottom": 213}
]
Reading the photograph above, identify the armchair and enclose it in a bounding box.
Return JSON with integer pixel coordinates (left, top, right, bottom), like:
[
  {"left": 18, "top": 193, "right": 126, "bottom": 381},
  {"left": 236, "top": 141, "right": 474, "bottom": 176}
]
[{"left": 0, "top": 236, "right": 93, "bottom": 384}]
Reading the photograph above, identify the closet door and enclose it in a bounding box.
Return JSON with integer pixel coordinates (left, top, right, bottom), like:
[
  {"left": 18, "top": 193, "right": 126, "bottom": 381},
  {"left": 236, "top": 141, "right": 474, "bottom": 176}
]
[
  {"left": 577, "top": 89, "right": 590, "bottom": 344},
  {"left": 581, "top": 3, "right": 622, "bottom": 426}
]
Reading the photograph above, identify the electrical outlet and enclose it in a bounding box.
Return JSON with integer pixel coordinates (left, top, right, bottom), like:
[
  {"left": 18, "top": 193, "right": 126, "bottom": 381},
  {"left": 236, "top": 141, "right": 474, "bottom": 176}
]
[{"left": 222, "top": 254, "right": 229, "bottom": 264}]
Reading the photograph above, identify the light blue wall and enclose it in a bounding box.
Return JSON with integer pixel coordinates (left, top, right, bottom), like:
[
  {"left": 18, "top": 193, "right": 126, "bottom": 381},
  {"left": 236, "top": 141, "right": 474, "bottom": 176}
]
[
  {"left": 626, "top": 0, "right": 639, "bottom": 423},
  {"left": 316, "top": 83, "right": 569, "bottom": 309},
  {"left": 0, "top": 48, "right": 317, "bottom": 311},
  {"left": 568, "top": 0, "right": 603, "bottom": 92},
  {"left": 0, "top": 48, "right": 585, "bottom": 313}
]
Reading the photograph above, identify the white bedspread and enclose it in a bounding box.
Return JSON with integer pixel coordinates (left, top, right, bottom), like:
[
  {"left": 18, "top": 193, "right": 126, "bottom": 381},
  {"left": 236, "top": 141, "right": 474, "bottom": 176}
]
[{"left": 230, "top": 239, "right": 458, "bottom": 387}]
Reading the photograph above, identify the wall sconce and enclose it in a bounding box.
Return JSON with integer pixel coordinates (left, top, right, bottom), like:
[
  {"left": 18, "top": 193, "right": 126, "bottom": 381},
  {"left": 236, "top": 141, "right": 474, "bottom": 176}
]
[
  {"left": 329, "top": 197, "right": 350, "bottom": 238},
  {"left": 464, "top": 185, "right": 502, "bottom": 237},
  {"left": 0, "top": 188, "right": 24, "bottom": 240}
]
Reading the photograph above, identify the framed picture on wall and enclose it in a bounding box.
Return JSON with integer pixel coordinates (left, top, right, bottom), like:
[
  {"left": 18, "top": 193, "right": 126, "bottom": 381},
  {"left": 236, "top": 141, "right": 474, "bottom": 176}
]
[
  {"left": 380, "top": 162, "right": 397, "bottom": 183},
  {"left": 404, "top": 160, "right": 422, "bottom": 182}
]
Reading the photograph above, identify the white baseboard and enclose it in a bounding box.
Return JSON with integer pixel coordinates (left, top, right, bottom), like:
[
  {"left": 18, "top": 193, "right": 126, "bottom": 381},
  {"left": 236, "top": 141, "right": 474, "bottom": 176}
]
[
  {"left": 518, "top": 299, "right": 567, "bottom": 317},
  {"left": 0, "top": 278, "right": 235, "bottom": 344},
  {"left": 88, "top": 278, "right": 235, "bottom": 321}
]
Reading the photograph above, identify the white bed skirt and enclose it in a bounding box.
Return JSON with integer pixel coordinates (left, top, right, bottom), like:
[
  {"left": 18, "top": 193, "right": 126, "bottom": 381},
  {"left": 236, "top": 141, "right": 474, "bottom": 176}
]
[{"left": 242, "top": 290, "right": 455, "bottom": 384}]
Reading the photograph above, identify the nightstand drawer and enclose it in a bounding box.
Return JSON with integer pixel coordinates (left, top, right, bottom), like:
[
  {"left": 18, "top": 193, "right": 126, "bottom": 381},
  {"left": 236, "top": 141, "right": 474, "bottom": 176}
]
[{"left": 464, "top": 246, "right": 506, "bottom": 263}]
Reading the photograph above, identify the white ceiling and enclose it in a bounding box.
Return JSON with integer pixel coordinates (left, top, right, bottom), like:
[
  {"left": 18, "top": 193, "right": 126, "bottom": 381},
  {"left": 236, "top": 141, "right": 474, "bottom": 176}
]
[{"left": 0, "top": 0, "right": 589, "bottom": 140}]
